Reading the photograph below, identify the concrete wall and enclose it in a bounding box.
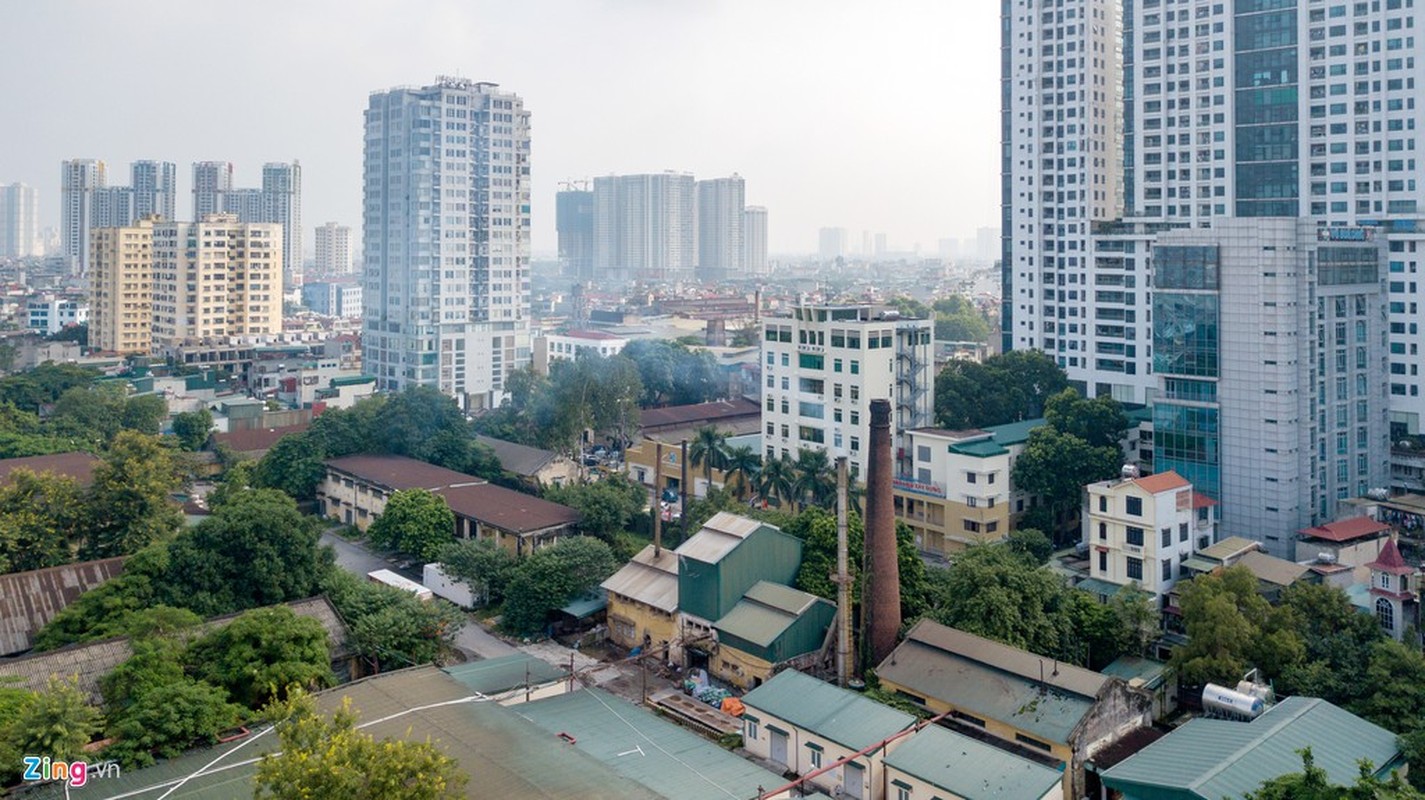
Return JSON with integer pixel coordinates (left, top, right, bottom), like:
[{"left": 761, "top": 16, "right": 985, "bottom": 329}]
[{"left": 741, "top": 707, "right": 893, "bottom": 800}]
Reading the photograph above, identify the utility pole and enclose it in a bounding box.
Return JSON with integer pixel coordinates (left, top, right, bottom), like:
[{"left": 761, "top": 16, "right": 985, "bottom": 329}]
[
  {"left": 834, "top": 456, "right": 852, "bottom": 686},
  {"left": 653, "top": 441, "right": 664, "bottom": 558},
  {"left": 680, "top": 439, "right": 690, "bottom": 542}
]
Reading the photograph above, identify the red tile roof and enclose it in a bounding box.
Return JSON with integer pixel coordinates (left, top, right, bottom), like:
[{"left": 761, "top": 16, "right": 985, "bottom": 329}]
[
  {"left": 325, "top": 454, "right": 483, "bottom": 492},
  {"left": 1298, "top": 516, "right": 1391, "bottom": 543},
  {"left": 1193, "top": 493, "right": 1219, "bottom": 508},
  {"left": 1367, "top": 537, "right": 1415, "bottom": 576},
  {"left": 0, "top": 452, "right": 99, "bottom": 487},
  {"left": 1133, "top": 470, "right": 1190, "bottom": 494}
]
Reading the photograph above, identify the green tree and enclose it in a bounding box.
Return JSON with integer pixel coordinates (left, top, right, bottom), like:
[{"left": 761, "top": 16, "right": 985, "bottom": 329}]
[
  {"left": 0, "top": 362, "right": 99, "bottom": 413},
  {"left": 1005, "top": 528, "right": 1053, "bottom": 565},
  {"left": 319, "top": 569, "right": 464, "bottom": 672},
  {"left": 722, "top": 444, "right": 761, "bottom": 501},
  {"left": 164, "top": 489, "right": 326, "bottom": 616},
  {"left": 81, "top": 431, "right": 186, "bottom": 560},
  {"left": 207, "top": 458, "right": 257, "bottom": 509},
  {"left": 1168, "top": 566, "right": 1305, "bottom": 687},
  {"left": 1043, "top": 388, "right": 1129, "bottom": 448},
  {"left": 368, "top": 489, "right": 455, "bottom": 561},
  {"left": 1247, "top": 748, "right": 1423, "bottom": 799},
  {"left": 439, "top": 538, "right": 517, "bottom": 606},
  {"left": 171, "top": 407, "right": 215, "bottom": 451},
  {"left": 933, "top": 349, "right": 1067, "bottom": 430},
  {"left": 31, "top": 544, "right": 170, "bottom": 649},
  {"left": 501, "top": 536, "right": 617, "bottom": 635},
  {"left": 757, "top": 452, "right": 797, "bottom": 508},
  {"left": 1110, "top": 583, "right": 1161, "bottom": 659},
  {"left": 1011, "top": 426, "right": 1122, "bottom": 542},
  {"left": 6, "top": 676, "right": 101, "bottom": 763},
  {"left": 785, "top": 507, "right": 930, "bottom": 622},
  {"left": 254, "top": 693, "right": 467, "bottom": 800},
  {"left": 255, "top": 433, "right": 330, "bottom": 500},
  {"left": 0, "top": 469, "right": 86, "bottom": 573},
  {"left": 104, "top": 677, "right": 244, "bottom": 768},
  {"left": 544, "top": 474, "right": 644, "bottom": 540},
  {"left": 790, "top": 447, "right": 836, "bottom": 510},
  {"left": 1276, "top": 582, "right": 1384, "bottom": 705},
  {"left": 187, "top": 606, "right": 334, "bottom": 708}
]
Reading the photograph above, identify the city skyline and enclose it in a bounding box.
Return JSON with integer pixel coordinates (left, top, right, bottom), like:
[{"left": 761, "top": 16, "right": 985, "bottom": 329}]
[{"left": 0, "top": 1, "right": 1000, "bottom": 256}]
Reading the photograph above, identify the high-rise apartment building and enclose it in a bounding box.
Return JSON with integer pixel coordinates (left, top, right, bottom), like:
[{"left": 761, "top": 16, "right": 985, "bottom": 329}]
[
  {"left": 61, "top": 159, "right": 107, "bottom": 274},
  {"left": 760, "top": 304, "right": 933, "bottom": 479},
  {"left": 189, "top": 161, "right": 303, "bottom": 286},
  {"left": 363, "top": 77, "right": 532, "bottom": 410},
  {"left": 1002, "top": 0, "right": 1417, "bottom": 546},
  {"left": 0, "top": 183, "right": 41, "bottom": 257},
  {"left": 592, "top": 172, "right": 695, "bottom": 285},
  {"left": 695, "top": 175, "right": 745, "bottom": 283},
  {"left": 151, "top": 214, "right": 283, "bottom": 348},
  {"left": 744, "top": 206, "right": 768, "bottom": 276},
  {"left": 90, "top": 218, "right": 156, "bottom": 355},
  {"left": 818, "top": 227, "right": 847, "bottom": 260},
  {"left": 314, "top": 222, "right": 353, "bottom": 276},
  {"left": 556, "top": 187, "right": 594, "bottom": 281},
  {"left": 130, "top": 161, "right": 176, "bottom": 222}
]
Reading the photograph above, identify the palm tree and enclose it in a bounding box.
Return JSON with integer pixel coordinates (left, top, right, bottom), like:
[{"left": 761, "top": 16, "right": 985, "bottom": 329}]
[
  {"left": 688, "top": 426, "right": 729, "bottom": 493},
  {"left": 723, "top": 445, "right": 761, "bottom": 501},
  {"left": 757, "top": 453, "right": 796, "bottom": 508},
  {"left": 791, "top": 448, "right": 836, "bottom": 511}
]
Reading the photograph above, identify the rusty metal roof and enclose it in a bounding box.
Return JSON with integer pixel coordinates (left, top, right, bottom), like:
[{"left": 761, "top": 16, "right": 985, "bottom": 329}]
[{"left": 0, "top": 557, "right": 125, "bottom": 656}]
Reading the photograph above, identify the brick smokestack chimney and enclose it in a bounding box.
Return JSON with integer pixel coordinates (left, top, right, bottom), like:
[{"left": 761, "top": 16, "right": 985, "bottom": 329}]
[{"left": 862, "top": 398, "right": 901, "bottom": 668}]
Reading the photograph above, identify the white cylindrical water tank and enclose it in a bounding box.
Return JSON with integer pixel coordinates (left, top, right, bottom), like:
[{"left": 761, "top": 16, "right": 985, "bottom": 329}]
[{"left": 1202, "top": 683, "right": 1265, "bottom": 719}]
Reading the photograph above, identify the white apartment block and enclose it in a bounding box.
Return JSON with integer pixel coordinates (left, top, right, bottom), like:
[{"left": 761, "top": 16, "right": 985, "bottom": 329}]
[
  {"left": 302, "top": 281, "right": 363, "bottom": 318},
  {"left": 25, "top": 295, "right": 87, "bottom": 336},
  {"left": 90, "top": 218, "right": 156, "bottom": 355},
  {"left": 191, "top": 161, "right": 233, "bottom": 219},
  {"left": 760, "top": 305, "right": 933, "bottom": 479},
  {"left": 744, "top": 206, "right": 768, "bottom": 276},
  {"left": 592, "top": 172, "right": 695, "bottom": 285},
  {"left": 61, "top": 159, "right": 107, "bottom": 274},
  {"left": 62, "top": 160, "right": 177, "bottom": 275},
  {"left": 1082, "top": 469, "right": 1217, "bottom": 606},
  {"left": 363, "top": 77, "right": 532, "bottom": 410},
  {"left": 0, "top": 183, "right": 41, "bottom": 258},
  {"left": 189, "top": 161, "right": 303, "bottom": 287},
  {"left": 695, "top": 175, "right": 745, "bottom": 283},
  {"left": 314, "top": 221, "right": 353, "bottom": 275},
  {"left": 532, "top": 329, "right": 629, "bottom": 374},
  {"left": 151, "top": 214, "right": 283, "bottom": 348}
]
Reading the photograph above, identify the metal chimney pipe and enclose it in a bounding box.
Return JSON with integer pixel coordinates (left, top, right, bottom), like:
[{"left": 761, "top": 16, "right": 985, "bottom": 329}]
[
  {"left": 653, "top": 441, "right": 664, "bottom": 559},
  {"left": 836, "top": 455, "right": 852, "bottom": 686}
]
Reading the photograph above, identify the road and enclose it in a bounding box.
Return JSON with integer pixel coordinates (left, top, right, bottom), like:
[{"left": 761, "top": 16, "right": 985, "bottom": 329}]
[{"left": 319, "top": 530, "right": 517, "bottom": 660}]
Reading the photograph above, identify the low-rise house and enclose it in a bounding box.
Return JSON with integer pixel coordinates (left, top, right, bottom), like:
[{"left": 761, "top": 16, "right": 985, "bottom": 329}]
[
  {"left": 441, "top": 652, "right": 570, "bottom": 705},
  {"left": 883, "top": 724, "right": 1064, "bottom": 800},
  {"left": 1177, "top": 536, "right": 1313, "bottom": 603},
  {"left": 892, "top": 419, "right": 1044, "bottom": 555},
  {"left": 876, "top": 619, "right": 1152, "bottom": 800},
  {"left": 533, "top": 329, "right": 630, "bottom": 374},
  {"left": 209, "top": 422, "right": 310, "bottom": 460},
  {"left": 601, "top": 544, "right": 680, "bottom": 653},
  {"left": 0, "top": 558, "right": 125, "bottom": 656},
  {"left": 741, "top": 669, "right": 916, "bottom": 800},
  {"left": 476, "top": 434, "right": 578, "bottom": 488},
  {"left": 1101, "top": 696, "right": 1404, "bottom": 799},
  {"left": 1362, "top": 535, "right": 1420, "bottom": 642},
  {"left": 319, "top": 455, "right": 581, "bottom": 556},
  {"left": 624, "top": 398, "right": 763, "bottom": 499},
  {"left": 1296, "top": 516, "right": 1392, "bottom": 582},
  {"left": 1079, "top": 470, "right": 1215, "bottom": 607}
]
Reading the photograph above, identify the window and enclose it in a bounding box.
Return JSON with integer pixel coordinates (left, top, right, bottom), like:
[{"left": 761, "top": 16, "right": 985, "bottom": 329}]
[
  {"left": 1015, "top": 733, "right": 1052, "bottom": 752},
  {"left": 745, "top": 717, "right": 759, "bottom": 740},
  {"left": 807, "top": 743, "right": 822, "bottom": 769},
  {"left": 967, "top": 472, "right": 977, "bottom": 484},
  {"left": 1377, "top": 597, "right": 1395, "bottom": 632},
  {"left": 1126, "top": 526, "right": 1145, "bottom": 546},
  {"left": 1162, "top": 558, "right": 1173, "bottom": 581},
  {"left": 1179, "top": 522, "right": 1189, "bottom": 542},
  {"left": 1161, "top": 527, "right": 1172, "bottom": 547},
  {"left": 1127, "top": 557, "right": 1143, "bottom": 580},
  {"left": 1098, "top": 495, "right": 1108, "bottom": 512},
  {"left": 895, "top": 786, "right": 911, "bottom": 800},
  {"left": 1126, "top": 496, "right": 1143, "bottom": 516},
  {"left": 1098, "top": 550, "right": 1108, "bottom": 572},
  {"left": 1099, "top": 522, "right": 1107, "bottom": 540}
]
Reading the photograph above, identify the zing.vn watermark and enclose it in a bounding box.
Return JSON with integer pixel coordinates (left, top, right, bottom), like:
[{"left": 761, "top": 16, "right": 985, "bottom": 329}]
[{"left": 22, "top": 757, "right": 121, "bottom": 788}]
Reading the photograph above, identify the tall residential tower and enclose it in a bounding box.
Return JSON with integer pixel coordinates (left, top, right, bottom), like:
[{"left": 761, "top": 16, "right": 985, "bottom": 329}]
[
  {"left": 695, "top": 175, "right": 746, "bottom": 283},
  {"left": 363, "top": 77, "right": 532, "bottom": 410}
]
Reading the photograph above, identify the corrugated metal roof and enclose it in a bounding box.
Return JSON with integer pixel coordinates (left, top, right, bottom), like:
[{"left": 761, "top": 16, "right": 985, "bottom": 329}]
[
  {"left": 1102, "top": 697, "right": 1402, "bottom": 800},
  {"left": 714, "top": 582, "right": 827, "bottom": 648},
  {"left": 885, "top": 723, "right": 1064, "bottom": 800},
  {"left": 0, "top": 557, "right": 126, "bottom": 656},
  {"left": 0, "top": 452, "right": 99, "bottom": 486},
  {"left": 1198, "top": 536, "right": 1260, "bottom": 561},
  {"left": 443, "top": 652, "right": 567, "bottom": 695},
  {"left": 475, "top": 434, "right": 557, "bottom": 477},
  {"left": 876, "top": 621, "right": 1105, "bottom": 745},
  {"left": 981, "top": 418, "right": 1045, "bottom": 446},
  {"left": 513, "top": 687, "right": 785, "bottom": 800},
  {"left": 674, "top": 512, "right": 768, "bottom": 564},
  {"left": 601, "top": 545, "right": 679, "bottom": 612},
  {"left": 1236, "top": 551, "right": 1310, "bottom": 587},
  {"left": 742, "top": 669, "right": 915, "bottom": 751},
  {"left": 17, "top": 666, "right": 661, "bottom": 800}
]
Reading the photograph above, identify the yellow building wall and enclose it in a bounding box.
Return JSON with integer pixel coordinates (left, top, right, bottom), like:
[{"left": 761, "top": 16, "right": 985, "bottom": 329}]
[
  {"left": 607, "top": 593, "right": 678, "bottom": 652},
  {"left": 876, "top": 677, "right": 1073, "bottom": 799},
  {"left": 625, "top": 437, "right": 733, "bottom": 498},
  {"left": 895, "top": 492, "right": 1011, "bottom": 555},
  {"left": 711, "top": 644, "right": 774, "bottom": 690}
]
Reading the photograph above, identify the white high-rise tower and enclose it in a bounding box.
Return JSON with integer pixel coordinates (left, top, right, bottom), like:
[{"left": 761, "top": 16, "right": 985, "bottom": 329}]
[
  {"left": 363, "top": 77, "right": 531, "bottom": 410},
  {"left": 61, "top": 159, "right": 107, "bottom": 274},
  {"left": 314, "top": 222, "right": 352, "bottom": 276},
  {"left": 695, "top": 175, "right": 746, "bottom": 283}
]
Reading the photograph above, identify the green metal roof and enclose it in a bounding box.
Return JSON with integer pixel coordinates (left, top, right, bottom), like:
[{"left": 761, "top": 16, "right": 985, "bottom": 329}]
[
  {"left": 1100, "top": 656, "right": 1168, "bottom": 691},
  {"left": 443, "top": 653, "right": 567, "bottom": 696},
  {"left": 330, "top": 374, "right": 376, "bottom": 387},
  {"left": 512, "top": 687, "right": 785, "bottom": 800},
  {"left": 18, "top": 666, "right": 660, "bottom": 800},
  {"left": 1076, "top": 577, "right": 1127, "bottom": 598},
  {"left": 950, "top": 439, "right": 1009, "bottom": 457},
  {"left": 981, "top": 418, "right": 1045, "bottom": 446},
  {"left": 559, "top": 590, "right": 608, "bottom": 619},
  {"left": 741, "top": 669, "right": 916, "bottom": 751},
  {"left": 1102, "top": 697, "right": 1403, "bottom": 800},
  {"left": 714, "top": 582, "right": 835, "bottom": 662},
  {"left": 1179, "top": 556, "right": 1219, "bottom": 574},
  {"left": 885, "top": 724, "right": 1064, "bottom": 800}
]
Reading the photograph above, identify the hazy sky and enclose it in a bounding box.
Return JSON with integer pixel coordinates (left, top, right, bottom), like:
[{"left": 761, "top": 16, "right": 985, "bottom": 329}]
[{"left": 1, "top": 1, "right": 1001, "bottom": 256}]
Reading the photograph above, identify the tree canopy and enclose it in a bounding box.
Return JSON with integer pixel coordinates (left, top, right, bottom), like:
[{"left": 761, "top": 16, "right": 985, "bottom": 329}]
[
  {"left": 501, "top": 536, "right": 618, "bottom": 635},
  {"left": 368, "top": 489, "right": 456, "bottom": 561},
  {"left": 933, "top": 349, "right": 1068, "bottom": 430},
  {"left": 544, "top": 473, "right": 646, "bottom": 540}
]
